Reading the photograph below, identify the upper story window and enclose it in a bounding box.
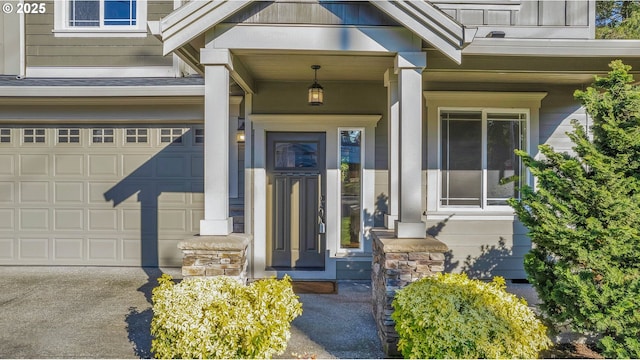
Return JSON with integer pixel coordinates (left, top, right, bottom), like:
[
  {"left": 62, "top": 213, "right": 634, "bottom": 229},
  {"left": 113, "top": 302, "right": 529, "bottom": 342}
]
[
  {"left": 440, "top": 109, "right": 528, "bottom": 209},
  {"left": 54, "top": 0, "right": 147, "bottom": 37}
]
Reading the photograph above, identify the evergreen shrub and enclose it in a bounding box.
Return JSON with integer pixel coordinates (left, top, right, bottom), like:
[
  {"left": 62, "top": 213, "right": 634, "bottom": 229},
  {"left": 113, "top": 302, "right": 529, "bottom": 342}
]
[
  {"left": 392, "top": 273, "right": 551, "bottom": 359},
  {"left": 150, "top": 274, "right": 302, "bottom": 359},
  {"left": 509, "top": 60, "right": 640, "bottom": 358}
]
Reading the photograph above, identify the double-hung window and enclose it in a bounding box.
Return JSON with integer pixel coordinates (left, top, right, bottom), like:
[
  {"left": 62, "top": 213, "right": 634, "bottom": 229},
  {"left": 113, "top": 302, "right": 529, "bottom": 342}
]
[
  {"left": 440, "top": 109, "right": 528, "bottom": 209},
  {"left": 55, "top": 0, "right": 147, "bottom": 37}
]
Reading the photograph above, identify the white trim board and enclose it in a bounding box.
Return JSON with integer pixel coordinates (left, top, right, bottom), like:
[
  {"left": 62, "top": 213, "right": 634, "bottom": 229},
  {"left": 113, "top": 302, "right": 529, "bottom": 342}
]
[
  {"left": 26, "top": 66, "right": 177, "bottom": 78},
  {"left": 0, "top": 85, "right": 204, "bottom": 98},
  {"left": 464, "top": 39, "right": 640, "bottom": 57}
]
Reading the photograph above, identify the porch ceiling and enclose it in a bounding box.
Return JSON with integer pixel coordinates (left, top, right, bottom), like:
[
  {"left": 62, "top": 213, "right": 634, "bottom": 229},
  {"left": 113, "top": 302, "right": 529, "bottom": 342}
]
[
  {"left": 232, "top": 51, "right": 395, "bottom": 82},
  {"left": 232, "top": 51, "right": 608, "bottom": 86}
]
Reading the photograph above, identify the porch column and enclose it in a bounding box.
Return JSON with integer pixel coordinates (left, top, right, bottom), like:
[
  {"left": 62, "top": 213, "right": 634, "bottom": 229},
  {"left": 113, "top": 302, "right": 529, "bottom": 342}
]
[
  {"left": 384, "top": 69, "right": 399, "bottom": 229},
  {"left": 200, "top": 49, "right": 233, "bottom": 235},
  {"left": 394, "top": 52, "right": 427, "bottom": 238}
]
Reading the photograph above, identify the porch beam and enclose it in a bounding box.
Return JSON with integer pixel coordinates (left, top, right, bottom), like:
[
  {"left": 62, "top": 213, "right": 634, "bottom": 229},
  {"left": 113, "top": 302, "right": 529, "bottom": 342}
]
[
  {"left": 208, "top": 24, "right": 422, "bottom": 53},
  {"left": 200, "top": 49, "right": 234, "bottom": 235},
  {"left": 202, "top": 48, "right": 256, "bottom": 94},
  {"left": 394, "top": 52, "right": 427, "bottom": 238}
]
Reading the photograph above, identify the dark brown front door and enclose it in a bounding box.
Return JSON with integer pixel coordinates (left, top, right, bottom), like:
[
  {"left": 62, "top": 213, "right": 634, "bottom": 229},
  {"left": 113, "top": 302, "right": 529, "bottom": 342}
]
[{"left": 266, "top": 132, "right": 326, "bottom": 269}]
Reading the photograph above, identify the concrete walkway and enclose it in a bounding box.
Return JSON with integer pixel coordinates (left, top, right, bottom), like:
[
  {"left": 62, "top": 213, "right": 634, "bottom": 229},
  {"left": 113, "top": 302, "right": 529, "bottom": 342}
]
[{"left": 0, "top": 267, "right": 539, "bottom": 359}]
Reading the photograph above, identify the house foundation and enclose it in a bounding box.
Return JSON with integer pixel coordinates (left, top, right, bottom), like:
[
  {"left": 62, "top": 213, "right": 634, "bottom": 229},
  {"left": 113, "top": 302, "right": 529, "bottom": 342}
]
[
  {"left": 371, "top": 230, "right": 448, "bottom": 356},
  {"left": 177, "top": 234, "right": 252, "bottom": 284}
]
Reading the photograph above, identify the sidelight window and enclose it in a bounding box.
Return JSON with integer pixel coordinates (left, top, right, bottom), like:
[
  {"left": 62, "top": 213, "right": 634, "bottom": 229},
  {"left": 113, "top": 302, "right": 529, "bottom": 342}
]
[{"left": 339, "top": 129, "right": 362, "bottom": 249}]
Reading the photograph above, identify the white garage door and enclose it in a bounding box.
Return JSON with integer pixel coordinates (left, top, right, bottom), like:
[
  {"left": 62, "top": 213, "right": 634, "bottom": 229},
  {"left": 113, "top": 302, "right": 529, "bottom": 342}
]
[{"left": 0, "top": 125, "right": 204, "bottom": 266}]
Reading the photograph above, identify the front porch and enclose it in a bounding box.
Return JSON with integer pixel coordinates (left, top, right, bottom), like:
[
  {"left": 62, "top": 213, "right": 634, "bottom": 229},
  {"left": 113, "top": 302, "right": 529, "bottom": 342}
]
[{"left": 150, "top": 0, "right": 467, "bottom": 281}]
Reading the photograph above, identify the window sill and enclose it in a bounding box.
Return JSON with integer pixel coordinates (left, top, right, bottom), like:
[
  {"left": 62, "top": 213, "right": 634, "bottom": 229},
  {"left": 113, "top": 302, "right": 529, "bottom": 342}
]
[
  {"left": 426, "top": 211, "right": 516, "bottom": 221},
  {"left": 53, "top": 29, "right": 148, "bottom": 38}
]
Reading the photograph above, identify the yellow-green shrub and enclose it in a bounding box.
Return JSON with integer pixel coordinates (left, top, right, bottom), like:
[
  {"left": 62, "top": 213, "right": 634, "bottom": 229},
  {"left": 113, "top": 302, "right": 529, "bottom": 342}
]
[
  {"left": 150, "top": 274, "right": 302, "bottom": 359},
  {"left": 392, "top": 273, "right": 551, "bottom": 359}
]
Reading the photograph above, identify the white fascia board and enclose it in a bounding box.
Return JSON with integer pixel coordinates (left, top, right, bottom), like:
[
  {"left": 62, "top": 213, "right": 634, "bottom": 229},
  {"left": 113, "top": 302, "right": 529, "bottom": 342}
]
[
  {"left": 26, "top": 66, "right": 177, "bottom": 78},
  {"left": 465, "top": 38, "right": 640, "bottom": 57},
  {"left": 209, "top": 24, "right": 421, "bottom": 53},
  {"left": 161, "top": 0, "right": 255, "bottom": 56},
  {"left": 0, "top": 85, "right": 204, "bottom": 98}
]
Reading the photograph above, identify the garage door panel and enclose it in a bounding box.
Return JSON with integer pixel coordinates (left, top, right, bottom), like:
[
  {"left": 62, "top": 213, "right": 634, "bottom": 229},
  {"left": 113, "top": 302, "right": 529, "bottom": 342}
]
[
  {"left": 0, "top": 209, "right": 14, "bottom": 229},
  {"left": 54, "top": 154, "right": 84, "bottom": 176},
  {"left": 191, "top": 155, "right": 204, "bottom": 177},
  {"left": 123, "top": 154, "right": 153, "bottom": 177},
  {"left": 54, "top": 209, "right": 84, "bottom": 231},
  {"left": 159, "top": 209, "right": 187, "bottom": 232},
  {"left": 0, "top": 182, "right": 14, "bottom": 203},
  {"left": 158, "top": 191, "right": 187, "bottom": 204},
  {"left": 20, "top": 209, "right": 49, "bottom": 230},
  {"left": 89, "top": 155, "right": 119, "bottom": 176},
  {"left": 19, "top": 238, "right": 49, "bottom": 259},
  {"left": 88, "top": 238, "right": 118, "bottom": 260},
  {"left": 20, "top": 182, "right": 50, "bottom": 203},
  {"left": 55, "top": 182, "right": 84, "bottom": 203},
  {"left": 191, "top": 182, "right": 204, "bottom": 203},
  {"left": 123, "top": 238, "right": 141, "bottom": 261},
  {"left": 88, "top": 209, "right": 118, "bottom": 231},
  {"left": 20, "top": 154, "right": 49, "bottom": 176},
  {"left": 158, "top": 238, "right": 182, "bottom": 267},
  {"left": 54, "top": 238, "right": 84, "bottom": 260},
  {"left": 89, "top": 182, "right": 117, "bottom": 204},
  {"left": 106, "top": 181, "right": 151, "bottom": 206},
  {"left": 191, "top": 209, "right": 203, "bottom": 232},
  {"left": 0, "top": 239, "right": 14, "bottom": 259},
  {"left": 123, "top": 209, "right": 141, "bottom": 230},
  {"left": 0, "top": 155, "right": 14, "bottom": 175},
  {"left": 156, "top": 155, "right": 188, "bottom": 177}
]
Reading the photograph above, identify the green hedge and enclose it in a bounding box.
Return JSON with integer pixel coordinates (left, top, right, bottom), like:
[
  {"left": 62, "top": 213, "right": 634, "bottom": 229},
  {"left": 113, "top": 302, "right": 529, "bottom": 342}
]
[
  {"left": 151, "top": 274, "right": 302, "bottom": 359},
  {"left": 392, "top": 273, "right": 551, "bottom": 359}
]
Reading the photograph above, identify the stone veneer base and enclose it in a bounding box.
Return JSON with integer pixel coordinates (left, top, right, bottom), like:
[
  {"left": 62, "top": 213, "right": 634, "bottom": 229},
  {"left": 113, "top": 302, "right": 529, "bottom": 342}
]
[
  {"left": 371, "top": 230, "right": 448, "bottom": 357},
  {"left": 177, "top": 234, "right": 252, "bottom": 284}
]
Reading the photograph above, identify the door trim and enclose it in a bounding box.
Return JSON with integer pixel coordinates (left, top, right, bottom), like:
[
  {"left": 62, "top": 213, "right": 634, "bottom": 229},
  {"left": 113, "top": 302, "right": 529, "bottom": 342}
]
[{"left": 248, "top": 114, "right": 382, "bottom": 279}]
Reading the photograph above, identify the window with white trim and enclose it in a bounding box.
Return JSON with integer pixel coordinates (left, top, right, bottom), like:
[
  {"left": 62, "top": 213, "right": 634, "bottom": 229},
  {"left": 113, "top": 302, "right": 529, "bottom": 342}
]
[
  {"left": 194, "top": 128, "right": 204, "bottom": 144},
  {"left": 23, "top": 129, "right": 46, "bottom": 144},
  {"left": 160, "top": 128, "right": 184, "bottom": 144},
  {"left": 54, "top": 0, "right": 147, "bottom": 37},
  {"left": 125, "top": 128, "right": 148, "bottom": 143},
  {"left": 92, "top": 128, "right": 114, "bottom": 143},
  {"left": 440, "top": 109, "right": 527, "bottom": 209},
  {"left": 0, "top": 129, "right": 11, "bottom": 143},
  {"left": 58, "top": 128, "right": 81, "bottom": 144}
]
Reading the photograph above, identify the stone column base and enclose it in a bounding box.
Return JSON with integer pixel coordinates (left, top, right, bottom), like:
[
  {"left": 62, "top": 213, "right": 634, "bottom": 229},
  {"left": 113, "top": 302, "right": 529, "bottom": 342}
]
[
  {"left": 177, "top": 233, "right": 252, "bottom": 284},
  {"left": 371, "top": 230, "right": 448, "bottom": 356}
]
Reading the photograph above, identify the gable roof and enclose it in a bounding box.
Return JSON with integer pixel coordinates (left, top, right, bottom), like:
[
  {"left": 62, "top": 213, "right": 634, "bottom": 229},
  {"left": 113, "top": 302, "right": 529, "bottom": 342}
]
[{"left": 155, "top": 0, "right": 475, "bottom": 64}]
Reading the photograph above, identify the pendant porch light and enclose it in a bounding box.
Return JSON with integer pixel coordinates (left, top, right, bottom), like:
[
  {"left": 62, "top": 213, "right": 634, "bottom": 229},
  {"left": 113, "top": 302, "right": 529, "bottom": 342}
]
[{"left": 308, "top": 65, "right": 324, "bottom": 106}]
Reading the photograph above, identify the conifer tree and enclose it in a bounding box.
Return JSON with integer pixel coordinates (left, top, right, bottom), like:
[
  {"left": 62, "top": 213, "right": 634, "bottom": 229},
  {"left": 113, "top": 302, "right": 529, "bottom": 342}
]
[{"left": 509, "top": 60, "right": 640, "bottom": 358}]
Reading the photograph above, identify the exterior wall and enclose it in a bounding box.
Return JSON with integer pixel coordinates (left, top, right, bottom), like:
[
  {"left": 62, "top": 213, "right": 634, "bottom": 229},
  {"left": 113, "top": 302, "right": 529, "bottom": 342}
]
[
  {"left": 0, "top": 9, "right": 20, "bottom": 75},
  {"left": 426, "top": 219, "right": 530, "bottom": 279},
  {"left": 435, "top": 0, "right": 594, "bottom": 39},
  {"left": 420, "top": 82, "right": 586, "bottom": 279},
  {"left": 223, "top": 1, "right": 400, "bottom": 26},
  {"left": 25, "top": 1, "right": 172, "bottom": 67}
]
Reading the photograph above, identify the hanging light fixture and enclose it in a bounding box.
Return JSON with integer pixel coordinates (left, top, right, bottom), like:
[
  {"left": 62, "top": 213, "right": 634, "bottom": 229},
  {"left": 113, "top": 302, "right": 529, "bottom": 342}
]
[{"left": 308, "top": 65, "right": 324, "bottom": 106}]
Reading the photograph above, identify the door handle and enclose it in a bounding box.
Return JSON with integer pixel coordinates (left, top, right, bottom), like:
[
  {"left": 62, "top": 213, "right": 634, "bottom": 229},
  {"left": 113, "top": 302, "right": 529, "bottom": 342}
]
[{"left": 318, "top": 195, "right": 326, "bottom": 234}]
